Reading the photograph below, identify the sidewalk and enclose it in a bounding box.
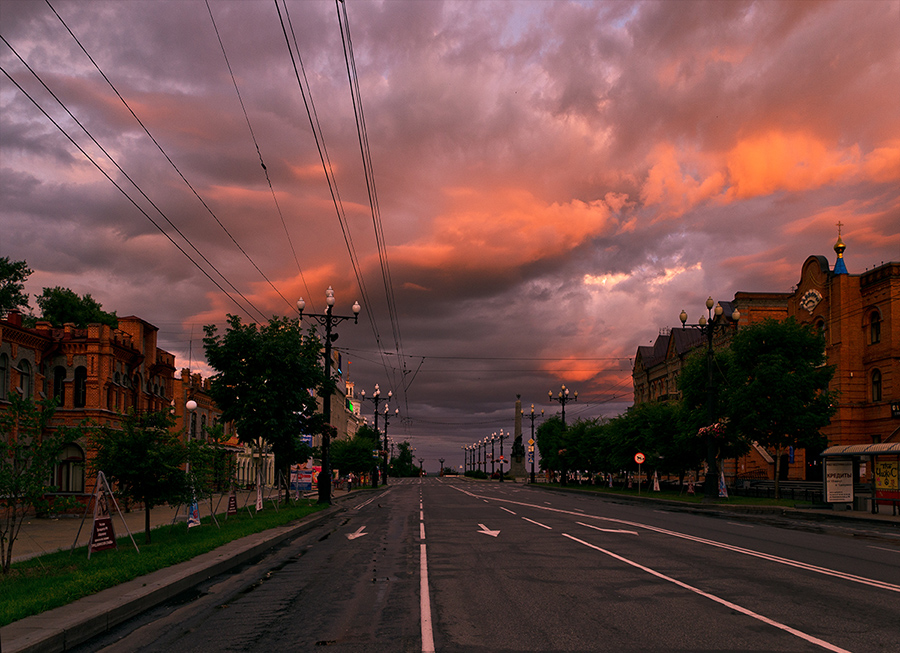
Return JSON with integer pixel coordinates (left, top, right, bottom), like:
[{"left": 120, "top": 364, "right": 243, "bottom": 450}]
[{"left": 11, "top": 490, "right": 281, "bottom": 563}]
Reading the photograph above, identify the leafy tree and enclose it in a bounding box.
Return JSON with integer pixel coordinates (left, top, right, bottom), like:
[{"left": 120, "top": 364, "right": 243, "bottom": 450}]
[
  {"left": 0, "top": 396, "right": 77, "bottom": 574},
  {"left": 331, "top": 426, "right": 379, "bottom": 482},
  {"left": 389, "top": 441, "right": 418, "bottom": 477},
  {"left": 726, "top": 317, "right": 837, "bottom": 498},
  {"left": 186, "top": 423, "right": 237, "bottom": 497},
  {"left": 535, "top": 416, "right": 568, "bottom": 484},
  {"left": 0, "top": 257, "right": 32, "bottom": 315},
  {"left": 90, "top": 409, "right": 189, "bottom": 544},
  {"left": 34, "top": 286, "right": 118, "bottom": 328},
  {"left": 203, "top": 315, "right": 323, "bottom": 503}
]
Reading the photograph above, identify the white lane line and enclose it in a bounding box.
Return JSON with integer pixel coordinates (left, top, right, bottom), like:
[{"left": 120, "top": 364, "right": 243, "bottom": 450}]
[
  {"left": 420, "top": 510, "right": 424, "bottom": 520},
  {"left": 420, "top": 522, "right": 426, "bottom": 540},
  {"left": 523, "top": 517, "right": 552, "bottom": 530},
  {"left": 869, "top": 545, "right": 900, "bottom": 554},
  {"left": 727, "top": 522, "right": 754, "bottom": 528},
  {"left": 563, "top": 533, "right": 850, "bottom": 653},
  {"left": 420, "top": 543, "right": 435, "bottom": 653},
  {"left": 447, "top": 485, "right": 900, "bottom": 593},
  {"left": 577, "top": 521, "right": 638, "bottom": 536},
  {"left": 500, "top": 507, "right": 516, "bottom": 515}
]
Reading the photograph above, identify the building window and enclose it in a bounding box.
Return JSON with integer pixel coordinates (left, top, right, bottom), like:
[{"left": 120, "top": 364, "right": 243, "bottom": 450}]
[
  {"left": 53, "top": 366, "right": 67, "bottom": 406},
  {"left": 872, "top": 369, "right": 882, "bottom": 403},
  {"left": 73, "top": 366, "right": 87, "bottom": 408},
  {"left": 53, "top": 443, "right": 85, "bottom": 493},
  {"left": 870, "top": 310, "right": 881, "bottom": 345},
  {"left": 0, "top": 353, "right": 8, "bottom": 400},
  {"left": 17, "top": 359, "right": 32, "bottom": 399}
]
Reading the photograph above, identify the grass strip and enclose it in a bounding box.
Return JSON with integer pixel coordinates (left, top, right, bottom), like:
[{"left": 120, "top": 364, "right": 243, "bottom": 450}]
[
  {"left": 542, "top": 484, "right": 803, "bottom": 507},
  {"left": 0, "top": 500, "right": 326, "bottom": 626}
]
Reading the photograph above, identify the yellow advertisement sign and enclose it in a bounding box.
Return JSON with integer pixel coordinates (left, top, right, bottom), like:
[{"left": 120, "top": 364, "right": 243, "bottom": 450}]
[{"left": 875, "top": 460, "right": 898, "bottom": 491}]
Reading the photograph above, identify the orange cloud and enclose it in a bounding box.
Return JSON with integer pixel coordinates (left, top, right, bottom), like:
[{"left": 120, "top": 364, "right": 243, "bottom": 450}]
[
  {"left": 640, "top": 144, "right": 726, "bottom": 219},
  {"left": 725, "top": 131, "right": 860, "bottom": 199},
  {"left": 391, "top": 187, "right": 615, "bottom": 272}
]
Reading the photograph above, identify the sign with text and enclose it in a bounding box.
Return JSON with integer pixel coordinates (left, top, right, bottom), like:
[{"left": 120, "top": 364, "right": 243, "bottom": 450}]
[
  {"left": 825, "top": 458, "right": 854, "bottom": 503},
  {"left": 89, "top": 492, "right": 116, "bottom": 554}
]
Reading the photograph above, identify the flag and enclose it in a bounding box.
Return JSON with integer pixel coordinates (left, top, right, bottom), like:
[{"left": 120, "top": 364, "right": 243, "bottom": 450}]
[{"left": 718, "top": 470, "right": 729, "bottom": 498}]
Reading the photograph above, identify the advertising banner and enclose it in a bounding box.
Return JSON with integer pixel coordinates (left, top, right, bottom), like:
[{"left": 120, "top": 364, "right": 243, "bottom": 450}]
[
  {"left": 875, "top": 460, "right": 899, "bottom": 505},
  {"left": 227, "top": 490, "right": 238, "bottom": 516},
  {"left": 825, "top": 458, "right": 854, "bottom": 503},
  {"left": 187, "top": 500, "right": 201, "bottom": 528}
]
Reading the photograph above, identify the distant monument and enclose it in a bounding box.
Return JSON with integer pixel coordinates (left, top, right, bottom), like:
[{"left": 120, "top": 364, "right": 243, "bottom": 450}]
[{"left": 510, "top": 395, "right": 526, "bottom": 479}]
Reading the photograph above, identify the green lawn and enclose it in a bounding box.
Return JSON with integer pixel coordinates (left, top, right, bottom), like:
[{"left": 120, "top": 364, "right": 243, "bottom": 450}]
[
  {"left": 541, "top": 483, "right": 805, "bottom": 507},
  {"left": 0, "top": 500, "right": 327, "bottom": 627}
]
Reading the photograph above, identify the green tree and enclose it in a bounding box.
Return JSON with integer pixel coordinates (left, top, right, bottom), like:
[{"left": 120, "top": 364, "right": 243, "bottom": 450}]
[
  {"left": 536, "top": 416, "right": 568, "bottom": 484},
  {"left": 34, "top": 286, "right": 118, "bottom": 328},
  {"left": 203, "top": 315, "right": 323, "bottom": 502},
  {"left": 389, "top": 441, "right": 418, "bottom": 477},
  {"left": 90, "top": 409, "right": 189, "bottom": 544},
  {"left": 331, "top": 426, "right": 379, "bottom": 482},
  {"left": 0, "top": 395, "right": 76, "bottom": 573},
  {"left": 726, "top": 317, "right": 837, "bottom": 498},
  {"left": 0, "top": 257, "right": 32, "bottom": 315}
]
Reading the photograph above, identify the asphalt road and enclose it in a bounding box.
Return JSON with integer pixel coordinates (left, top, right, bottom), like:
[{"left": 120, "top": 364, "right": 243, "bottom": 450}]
[{"left": 73, "top": 477, "right": 900, "bottom": 653}]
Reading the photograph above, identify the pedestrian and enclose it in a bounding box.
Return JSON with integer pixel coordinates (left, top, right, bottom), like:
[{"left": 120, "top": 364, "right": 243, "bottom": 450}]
[{"left": 348, "top": 473, "right": 354, "bottom": 491}]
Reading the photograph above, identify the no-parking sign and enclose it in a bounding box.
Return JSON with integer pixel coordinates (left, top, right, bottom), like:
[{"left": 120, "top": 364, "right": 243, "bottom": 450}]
[{"left": 634, "top": 452, "right": 645, "bottom": 464}]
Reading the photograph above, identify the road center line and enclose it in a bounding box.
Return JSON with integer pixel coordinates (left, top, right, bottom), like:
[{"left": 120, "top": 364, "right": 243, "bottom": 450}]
[
  {"left": 500, "top": 507, "right": 516, "bottom": 515},
  {"left": 562, "top": 533, "right": 850, "bottom": 653},
  {"left": 420, "top": 543, "right": 435, "bottom": 653}
]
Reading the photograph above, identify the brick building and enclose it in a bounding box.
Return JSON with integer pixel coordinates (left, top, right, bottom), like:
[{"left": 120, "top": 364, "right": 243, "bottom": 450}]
[
  {"left": 632, "top": 236, "right": 899, "bottom": 484},
  {"left": 0, "top": 311, "right": 176, "bottom": 498}
]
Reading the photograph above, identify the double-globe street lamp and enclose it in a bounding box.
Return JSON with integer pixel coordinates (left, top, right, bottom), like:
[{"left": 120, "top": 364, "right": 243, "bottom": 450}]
[
  {"left": 359, "top": 384, "right": 392, "bottom": 487},
  {"left": 679, "top": 296, "right": 740, "bottom": 500},
  {"left": 382, "top": 405, "right": 399, "bottom": 483},
  {"left": 298, "top": 288, "right": 360, "bottom": 505},
  {"left": 549, "top": 385, "right": 577, "bottom": 425},
  {"left": 496, "top": 429, "right": 507, "bottom": 482},
  {"left": 522, "top": 404, "right": 544, "bottom": 483}
]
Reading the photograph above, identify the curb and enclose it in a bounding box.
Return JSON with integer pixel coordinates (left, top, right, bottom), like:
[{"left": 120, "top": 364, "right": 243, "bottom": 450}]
[{"left": 1, "top": 494, "right": 359, "bottom": 653}]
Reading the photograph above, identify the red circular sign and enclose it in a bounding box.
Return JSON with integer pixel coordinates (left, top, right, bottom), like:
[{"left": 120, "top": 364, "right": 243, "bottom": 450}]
[{"left": 634, "top": 452, "right": 645, "bottom": 464}]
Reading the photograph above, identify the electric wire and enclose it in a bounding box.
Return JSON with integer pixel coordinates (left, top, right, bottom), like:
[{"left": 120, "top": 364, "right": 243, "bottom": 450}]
[
  {"left": 43, "top": 0, "right": 296, "bottom": 318},
  {"left": 335, "top": 0, "right": 407, "bottom": 396},
  {"left": 0, "top": 59, "right": 262, "bottom": 322},
  {"left": 0, "top": 36, "right": 268, "bottom": 323},
  {"left": 204, "top": 0, "right": 313, "bottom": 312}
]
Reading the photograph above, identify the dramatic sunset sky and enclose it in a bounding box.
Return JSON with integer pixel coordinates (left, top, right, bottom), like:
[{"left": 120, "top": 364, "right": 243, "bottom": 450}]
[{"left": 2, "top": 0, "right": 898, "bottom": 471}]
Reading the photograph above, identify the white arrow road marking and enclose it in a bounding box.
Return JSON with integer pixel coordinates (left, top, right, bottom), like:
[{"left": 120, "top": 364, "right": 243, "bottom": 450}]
[
  {"left": 477, "top": 523, "right": 500, "bottom": 537},
  {"left": 347, "top": 526, "right": 369, "bottom": 540}
]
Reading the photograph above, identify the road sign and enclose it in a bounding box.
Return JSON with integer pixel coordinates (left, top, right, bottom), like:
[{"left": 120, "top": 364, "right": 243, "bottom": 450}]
[
  {"left": 528, "top": 438, "right": 534, "bottom": 445},
  {"left": 634, "top": 452, "right": 645, "bottom": 464}
]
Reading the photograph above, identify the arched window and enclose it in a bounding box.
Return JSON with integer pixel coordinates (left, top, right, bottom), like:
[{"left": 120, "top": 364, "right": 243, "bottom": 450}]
[
  {"left": 201, "top": 414, "right": 207, "bottom": 438},
  {"left": 54, "top": 443, "right": 85, "bottom": 493},
  {"left": 106, "top": 385, "right": 114, "bottom": 410},
  {"left": 53, "top": 366, "right": 67, "bottom": 406},
  {"left": 871, "top": 369, "right": 882, "bottom": 403},
  {"left": 73, "top": 366, "right": 87, "bottom": 408},
  {"left": 17, "top": 359, "right": 32, "bottom": 399},
  {"left": 0, "top": 353, "right": 8, "bottom": 400},
  {"left": 870, "top": 310, "right": 881, "bottom": 345}
]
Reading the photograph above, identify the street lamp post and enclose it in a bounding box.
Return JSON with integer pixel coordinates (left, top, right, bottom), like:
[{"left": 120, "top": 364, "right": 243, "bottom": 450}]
[
  {"left": 549, "top": 385, "right": 577, "bottom": 486},
  {"left": 382, "top": 406, "right": 398, "bottom": 485},
  {"left": 418, "top": 458, "right": 424, "bottom": 477},
  {"left": 490, "top": 434, "right": 497, "bottom": 477},
  {"left": 497, "top": 429, "right": 506, "bottom": 482},
  {"left": 679, "top": 297, "right": 740, "bottom": 501},
  {"left": 549, "top": 385, "right": 577, "bottom": 425},
  {"left": 439, "top": 458, "right": 445, "bottom": 476},
  {"left": 297, "top": 288, "right": 360, "bottom": 505},
  {"left": 522, "top": 404, "right": 543, "bottom": 484},
  {"left": 359, "top": 384, "right": 391, "bottom": 487}
]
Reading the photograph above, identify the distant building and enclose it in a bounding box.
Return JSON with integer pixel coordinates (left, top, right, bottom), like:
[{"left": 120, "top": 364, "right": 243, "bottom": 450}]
[
  {"left": 0, "top": 312, "right": 176, "bottom": 498},
  {"left": 632, "top": 236, "right": 899, "bottom": 484}
]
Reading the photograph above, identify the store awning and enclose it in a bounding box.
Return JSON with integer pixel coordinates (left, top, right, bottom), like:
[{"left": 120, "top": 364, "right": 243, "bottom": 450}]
[{"left": 820, "top": 442, "right": 900, "bottom": 457}]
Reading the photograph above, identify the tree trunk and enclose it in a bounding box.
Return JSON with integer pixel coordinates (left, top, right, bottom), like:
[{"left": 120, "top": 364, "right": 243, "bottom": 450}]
[
  {"left": 773, "top": 447, "right": 782, "bottom": 500},
  {"left": 144, "top": 504, "right": 152, "bottom": 544}
]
